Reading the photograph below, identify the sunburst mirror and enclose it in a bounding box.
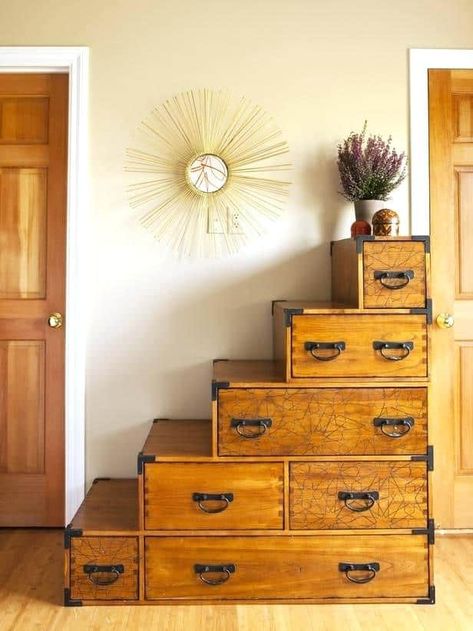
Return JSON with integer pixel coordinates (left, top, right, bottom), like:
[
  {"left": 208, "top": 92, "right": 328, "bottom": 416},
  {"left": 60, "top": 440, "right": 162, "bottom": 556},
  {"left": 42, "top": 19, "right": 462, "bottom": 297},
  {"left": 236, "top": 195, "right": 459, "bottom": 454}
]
[{"left": 126, "top": 89, "right": 291, "bottom": 257}]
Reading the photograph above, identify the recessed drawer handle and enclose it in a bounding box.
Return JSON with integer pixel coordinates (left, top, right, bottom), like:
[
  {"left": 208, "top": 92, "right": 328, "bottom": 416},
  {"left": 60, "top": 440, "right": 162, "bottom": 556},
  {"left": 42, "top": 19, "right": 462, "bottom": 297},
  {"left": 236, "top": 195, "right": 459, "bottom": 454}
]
[
  {"left": 339, "top": 562, "right": 380, "bottom": 584},
  {"left": 194, "top": 563, "right": 236, "bottom": 585},
  {"left": 192, "top": 492, "right": 234, "bottom": 513},
  {"left": 230, "top": 418, "right": 272, "bottom": 439},
  {"left": 374, "top": 269, "right": 414, "bottom": 289},
  {"left": 83, "top": 564, "right": 124, "bottom": 586},
  {"left": 373, "top": 340, "right": 413, "bottom": 361},
  {"left": 373, "top": 416, "right": 414, "bottom": 437},
  {"left": 304, "top": 341, "right": 346, "bottom": 361},
  {"left": 338, "top": 491, "right": 379, "bottom": 512}
]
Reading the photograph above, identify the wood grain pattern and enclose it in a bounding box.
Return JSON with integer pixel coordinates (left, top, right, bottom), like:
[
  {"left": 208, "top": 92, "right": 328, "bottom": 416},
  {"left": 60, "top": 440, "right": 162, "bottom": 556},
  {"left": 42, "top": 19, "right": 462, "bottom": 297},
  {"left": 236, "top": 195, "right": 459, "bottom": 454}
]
[
  {"left": 457, "top": 344, "right": 473, "bottom": 472},
  {"left": 218, "top": 387, "right": 427, "bottom": 457},
  {"left": 144, "top": 463, "right": 283, "bottom": 530},
  {"left": 289, "top": 461, "right": 427, "bottom": 530},
  {"left": 455, "top": 168, "right": 473, "bottom": 297},
  {"left": 0, "top": 167, "right": 47, "bottom": 299},
  {"left": 362, "top": 241, "right": 427, "bottom": 308},
  {"left": 0, "top": 341, "right": 45, "bottom": 473},
  {"left": 70, "top": 537, "right": 138, "bottom": 601},
  {"left": 0, "top": 97, "right": 49, "bottom": 144},
  {"left": 5, "top": 529, "right": 473, "bottom": 619},
  {"left": 0, "top": 73, "right": 68, "bottom": 527},
  {"left": 453, "top": 94, "right": 473, "bottom": 142},
  {"left": 142, "top": 419, "right": 212, "bottom": 458},
  {"left": 145, "top": 534, "right": 429, "bottom": 600},
  {"left": 70, "top": 479, "right": 139, "bottom": 532},
  {"left": 430, "top": 69, "right": 473, "bottom": 528},
  {"left": 291, "top": 314, "right": 428, "bottom": 378}
]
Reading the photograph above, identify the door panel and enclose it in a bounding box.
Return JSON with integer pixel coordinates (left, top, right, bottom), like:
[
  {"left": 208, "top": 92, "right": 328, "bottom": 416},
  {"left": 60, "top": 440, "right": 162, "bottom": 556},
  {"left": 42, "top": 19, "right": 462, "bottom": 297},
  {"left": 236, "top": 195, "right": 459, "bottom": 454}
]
[
  {"left": 0, "top": 341, "right": 45, "bottom": 474},
  {"left": 0, "top": 97, "right": 49, "bottom": 144},
  {"left": 0, "top": 74, "right": 67, "bottom": 526},
  {"left": 0, "top": 168, "right": 47, "bottom": 299},
  {"left": 429, "top": 69, "right": 473, "bottom": 528}
]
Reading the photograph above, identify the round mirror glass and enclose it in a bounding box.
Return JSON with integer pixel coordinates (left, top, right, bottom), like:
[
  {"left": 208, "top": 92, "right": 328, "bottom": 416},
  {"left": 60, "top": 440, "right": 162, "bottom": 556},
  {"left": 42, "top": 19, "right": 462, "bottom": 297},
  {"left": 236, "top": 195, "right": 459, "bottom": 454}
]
[{"left": 188, "top": 154, "right": 228, "bottom": 193}]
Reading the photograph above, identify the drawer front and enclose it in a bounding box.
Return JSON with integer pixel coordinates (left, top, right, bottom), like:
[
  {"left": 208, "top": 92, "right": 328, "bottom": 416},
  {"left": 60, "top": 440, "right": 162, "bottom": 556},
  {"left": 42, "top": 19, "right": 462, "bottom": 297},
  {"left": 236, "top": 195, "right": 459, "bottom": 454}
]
[
  {"left": 70, "top": 536, "right": 138, "bottom": 601},
  {"left": 145, "top": 535, "right": 429, "bottom": 600},
  {"left": 292, "top": 314, "right": 427, "bottom": 378},
  {"left": 218, "top": 387, "right": 427, "bottom": 456},
  {"left": 290, "top": 462, "right": 427, "bottom": 530},
  {"left": 363, "top": 241, "right": 427, "bottom": 309},
  {"left": 144, "top": 463, "right": 283, "bottom": 530}
]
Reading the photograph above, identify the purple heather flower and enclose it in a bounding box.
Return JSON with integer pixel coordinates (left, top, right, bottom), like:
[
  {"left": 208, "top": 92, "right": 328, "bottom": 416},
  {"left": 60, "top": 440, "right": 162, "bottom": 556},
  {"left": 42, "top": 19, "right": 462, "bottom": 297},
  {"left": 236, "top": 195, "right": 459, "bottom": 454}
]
[{"left": 337, "top": 122, "right": 407, "bottom": 202}]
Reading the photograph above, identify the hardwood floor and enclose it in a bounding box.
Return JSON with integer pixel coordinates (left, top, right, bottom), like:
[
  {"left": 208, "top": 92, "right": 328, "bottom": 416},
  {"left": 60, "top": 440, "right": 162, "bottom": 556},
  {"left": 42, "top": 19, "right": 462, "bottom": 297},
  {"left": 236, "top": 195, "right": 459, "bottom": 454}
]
[{"left": 0, "top": 530, "right": 471, "bottom": 631}]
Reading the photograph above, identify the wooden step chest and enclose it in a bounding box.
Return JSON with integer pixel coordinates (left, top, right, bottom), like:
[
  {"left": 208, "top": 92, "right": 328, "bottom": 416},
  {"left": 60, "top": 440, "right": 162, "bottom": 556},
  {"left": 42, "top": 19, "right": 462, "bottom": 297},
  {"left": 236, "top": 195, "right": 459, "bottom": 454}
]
[{"left": 65, "top": 235, "right": 435, "bottom": 606}]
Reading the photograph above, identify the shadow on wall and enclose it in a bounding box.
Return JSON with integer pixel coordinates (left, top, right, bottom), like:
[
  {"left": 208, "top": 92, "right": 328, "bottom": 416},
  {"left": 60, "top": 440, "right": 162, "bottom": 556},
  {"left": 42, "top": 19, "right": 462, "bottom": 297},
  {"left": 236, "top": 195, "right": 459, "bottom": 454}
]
[
  {"left": 86, "top": 242, "right": 344, "bottom": 482},
  {"left": 86, "top": 145, "right": 351, "bottom": 482}
]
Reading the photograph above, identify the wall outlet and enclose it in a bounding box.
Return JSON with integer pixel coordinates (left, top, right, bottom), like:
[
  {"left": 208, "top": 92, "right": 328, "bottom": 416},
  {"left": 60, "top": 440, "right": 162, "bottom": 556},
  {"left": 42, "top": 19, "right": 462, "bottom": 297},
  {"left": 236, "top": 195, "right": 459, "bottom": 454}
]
[{"left": 228, "top": 209, "right": 243, "bottom": 234}]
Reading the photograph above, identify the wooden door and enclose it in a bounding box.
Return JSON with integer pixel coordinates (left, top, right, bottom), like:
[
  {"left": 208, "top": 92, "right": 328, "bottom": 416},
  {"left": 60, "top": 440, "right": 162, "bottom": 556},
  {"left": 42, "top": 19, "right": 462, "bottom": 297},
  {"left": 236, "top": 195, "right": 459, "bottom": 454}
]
[
  {"left": 0, "top": 74, "right": 68, "bottom": 526},
  {"left": 429, "top": 69, "right": 473, "bottom": 528}
]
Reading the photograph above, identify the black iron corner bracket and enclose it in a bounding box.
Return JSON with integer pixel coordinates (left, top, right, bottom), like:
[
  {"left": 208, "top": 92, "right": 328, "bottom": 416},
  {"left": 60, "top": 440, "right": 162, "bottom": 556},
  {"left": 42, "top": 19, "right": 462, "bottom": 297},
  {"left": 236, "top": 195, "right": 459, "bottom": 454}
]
[
  {"left": 412, "top": 518, "right": 435, "bottom": 545},
  {"left": 64, "top": 526, "right": 83, "bottom": 549},
  {"left": 411, "top": 445, "right": 434, "bottom": 471},
  {"left": 64, "top": 588, "right": 82, "bottom": 607},
  {"left": 284, "top": 308, "right": 304, "bottom": 327},
  {"left": 137, "top": 452, "right": 155, "bottom": 475},
  {"left": 410, "top": 298, "right": 433, "bottom": 324},
  {"left": 416, "top": 585, "right": 436, "bottom": 605},
  {"left": 212, "top": 380, "right": 230, "bottom": 401}
]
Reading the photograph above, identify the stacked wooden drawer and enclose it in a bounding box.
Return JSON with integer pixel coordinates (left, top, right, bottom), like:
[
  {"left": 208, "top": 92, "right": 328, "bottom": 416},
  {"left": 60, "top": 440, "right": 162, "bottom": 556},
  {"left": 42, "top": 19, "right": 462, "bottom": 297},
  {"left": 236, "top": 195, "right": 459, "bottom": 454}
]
[{"left": 64, "top": 235, "right": 435, "bottom": 605}]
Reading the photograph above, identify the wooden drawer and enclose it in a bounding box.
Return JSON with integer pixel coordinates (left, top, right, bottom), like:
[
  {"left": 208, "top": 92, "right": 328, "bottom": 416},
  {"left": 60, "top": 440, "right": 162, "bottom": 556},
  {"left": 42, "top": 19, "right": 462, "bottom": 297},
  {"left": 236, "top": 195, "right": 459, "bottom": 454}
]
[
  {"left": 145, "top": 534, "right": 430, "bottom": 601},
  {"left": 69, "top": 536, "right": 138, "bottom": 601},
  {"left": 331, "top": 237, "right": 429, "bottom": 309},
  {"left": 144, "top": 463, "right": 283, "bottom": 530},
  {"left": 217, "top": 386, "right": 427, "bottom": 456},
  {"left": 291, "top": 314, "right": 427, "bottom": 378},
  {"left": 290, "top": 461, "right": 428, "bottom": 530}
]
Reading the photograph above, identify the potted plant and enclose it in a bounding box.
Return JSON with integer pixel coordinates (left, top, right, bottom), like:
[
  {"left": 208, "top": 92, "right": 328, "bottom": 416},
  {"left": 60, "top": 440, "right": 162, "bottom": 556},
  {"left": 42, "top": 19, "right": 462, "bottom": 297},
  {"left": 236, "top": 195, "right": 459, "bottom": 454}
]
[{"left": 337, "top": 122, "right": 407, "bottom": 223}]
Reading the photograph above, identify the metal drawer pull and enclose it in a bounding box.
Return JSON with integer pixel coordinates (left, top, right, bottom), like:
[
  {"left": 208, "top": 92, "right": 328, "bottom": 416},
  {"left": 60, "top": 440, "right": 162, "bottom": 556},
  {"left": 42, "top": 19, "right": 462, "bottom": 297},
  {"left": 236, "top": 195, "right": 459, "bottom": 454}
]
[
  {"left": 304, "top": 341, "right": 346, "bottom": 361},
  {"left": 83, "top": 564, "right": 124, "bottom": 586},
  {"left": 339, "top": 562, "right": 380, "bottom": 584},
  {"left": 373, "top": 416, "right": 414, "bottom": 438},
  {"left": 374, "top": 269, "right": 414, "bottom": 290},
  {"left": 231, "top": 418, "right": 272, "bottom": 439},
  {"left": 192, "top": 492, "right": 234, "bottom": 513},
  {"left": 373, "top": 340, "right": 413, "bottom": 361},
  {"left": 338, "top": 491, "right": 379, "bottom": 512},
  {"left": 194, "top": 563, "right": 236, "bottom": 585}
]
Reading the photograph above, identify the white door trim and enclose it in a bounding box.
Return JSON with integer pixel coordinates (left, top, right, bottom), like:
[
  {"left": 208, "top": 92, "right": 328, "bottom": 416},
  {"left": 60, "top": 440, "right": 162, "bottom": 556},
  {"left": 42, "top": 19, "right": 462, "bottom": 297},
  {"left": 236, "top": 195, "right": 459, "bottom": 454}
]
[
  {"left": 0, "top": 47, "right": 89, "bottom": 523},
  {"left": 409, "top": 48, "right": 473, "bottom": 234}
]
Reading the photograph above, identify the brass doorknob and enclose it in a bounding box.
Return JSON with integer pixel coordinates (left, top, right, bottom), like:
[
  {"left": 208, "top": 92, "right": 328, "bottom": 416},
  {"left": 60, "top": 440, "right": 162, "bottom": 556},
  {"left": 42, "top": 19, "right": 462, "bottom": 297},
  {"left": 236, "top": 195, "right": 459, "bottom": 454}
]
[
  {"left": 48, "top": 312, "right": 63, "bottom": 328},
  {"left": 436, "top": 313, "right": 454, "bottom": 329}
]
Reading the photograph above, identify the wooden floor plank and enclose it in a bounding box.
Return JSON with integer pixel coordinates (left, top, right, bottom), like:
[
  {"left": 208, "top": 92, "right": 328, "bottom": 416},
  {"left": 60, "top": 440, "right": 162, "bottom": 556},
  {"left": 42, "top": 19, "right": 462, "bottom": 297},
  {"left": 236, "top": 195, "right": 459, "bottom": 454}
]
[{"left": 0, "top": 530, "right": 472, "bottom": 631}]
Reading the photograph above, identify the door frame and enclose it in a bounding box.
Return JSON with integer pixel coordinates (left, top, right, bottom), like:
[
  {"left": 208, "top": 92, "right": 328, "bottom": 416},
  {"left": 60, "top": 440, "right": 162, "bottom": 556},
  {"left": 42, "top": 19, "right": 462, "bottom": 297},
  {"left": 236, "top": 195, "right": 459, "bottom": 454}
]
[
  {"left": 0, "top": 47, "right": 89, "bottom": 523},
  {"left": 409, "top": 48, "right": 473, "bottom": 234}
]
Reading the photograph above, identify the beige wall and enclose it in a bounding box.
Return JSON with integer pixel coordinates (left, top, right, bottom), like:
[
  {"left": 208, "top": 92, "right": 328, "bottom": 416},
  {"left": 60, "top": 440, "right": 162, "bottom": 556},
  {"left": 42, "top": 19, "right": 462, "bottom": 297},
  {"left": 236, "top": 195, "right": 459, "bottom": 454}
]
[{"left": 1, "top": 0, "right": 472, "bottom": 484}]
